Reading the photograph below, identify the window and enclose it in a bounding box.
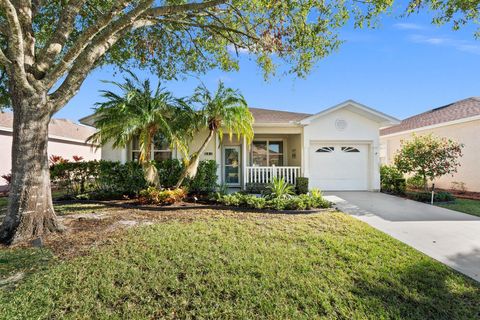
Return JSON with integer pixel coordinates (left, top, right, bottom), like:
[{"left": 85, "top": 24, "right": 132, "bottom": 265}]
[
  {"left": 251, "top": 140, "right": 284, "bottom": 166},
  {"left": 316, "top": 147, "right": 334, "bottom": 153},
  {"left": 153, "top": 133, "right": 172, "bottom": 161},
  {"left": 131, "top": 133, "right": 172, "bottom": 162},
  {"left": 341, "top": 146, "right": 360, "bottom": 153},
  {"left": 131, "top": 136, "right": 141, "bottom": 161}
]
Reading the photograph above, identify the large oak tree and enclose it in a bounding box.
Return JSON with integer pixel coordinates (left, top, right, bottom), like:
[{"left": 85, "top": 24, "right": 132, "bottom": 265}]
[{"left": 0, "top": 0, "right": 477, "bottom": 244}]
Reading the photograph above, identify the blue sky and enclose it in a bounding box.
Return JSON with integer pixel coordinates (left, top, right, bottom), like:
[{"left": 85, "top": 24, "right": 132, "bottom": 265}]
[{"left": 56, "top": 9, "right": 480, "bottom": 123}]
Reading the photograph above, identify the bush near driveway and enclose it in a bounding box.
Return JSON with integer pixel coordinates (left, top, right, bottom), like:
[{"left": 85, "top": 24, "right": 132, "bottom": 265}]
[
  {"left": 0, "top": 212, "right": 479, "bottom": 319},
  {"left": 380, "top": 165, "right": 406, "bottom": 195}
]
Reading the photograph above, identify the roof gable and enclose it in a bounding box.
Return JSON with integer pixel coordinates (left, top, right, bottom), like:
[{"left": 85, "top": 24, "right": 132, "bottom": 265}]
[
  {"left": 380, "top": 97, "right": 480, "bottom": 136},
  {"left": 300, "top": 100, "right": 400, "bottom": 126}
]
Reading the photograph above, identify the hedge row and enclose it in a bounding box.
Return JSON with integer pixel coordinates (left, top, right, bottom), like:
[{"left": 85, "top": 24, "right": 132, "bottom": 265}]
[{"left": 50, "top": 159, "right": 217, "bottom": 200}]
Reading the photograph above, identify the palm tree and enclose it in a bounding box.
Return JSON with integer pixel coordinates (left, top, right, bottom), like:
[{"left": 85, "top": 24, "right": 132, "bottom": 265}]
[
  {"left": 88, "top": 71, "right": 191, "bottom": 186},
  {"left": 175, "top": 82, "right": 254, "bottom": 188}
]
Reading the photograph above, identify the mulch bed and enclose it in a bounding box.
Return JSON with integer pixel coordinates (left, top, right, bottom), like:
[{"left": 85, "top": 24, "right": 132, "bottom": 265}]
[{"left": 435, "top": 189, "right": 480, "bottom": 201}]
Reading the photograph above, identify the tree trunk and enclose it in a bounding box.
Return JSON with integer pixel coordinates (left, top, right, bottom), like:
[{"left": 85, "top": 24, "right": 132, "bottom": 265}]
[
  {"left": 0, "top": 94, "right": 63, "bottom": 244},
  {"left": 175, "top": 129, "right": 215, "bottom": 189}
]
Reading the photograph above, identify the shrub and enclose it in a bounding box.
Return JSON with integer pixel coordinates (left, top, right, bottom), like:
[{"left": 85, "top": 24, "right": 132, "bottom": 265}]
[
  {"left": 264, "top": 177, "right": 295, "bottom": 200},
  {"left": 405, "top": 191, "right": 455, "bottom": 203},
  {"left": 138, "top": 187, "right": 186, "bottom": 205},
  {"left": 97, "top": 161, "right": 147, "bottom": 197},
  {"left": 50, "top": 160, "right": 147, "bottom": 199},
  {"left": 406, "top": 174, "right": 425, "bottom": 190},
  {"left": 245, "top": 183, "right": 268, "bottom": 194},
  {"left": 215, "top": 189, "right": 331, "bottom": 211},
  {"left": 188, "top": 160, "right": 218, "bottom": 194},
  {"left": 380, "top": 165, "right": 406, "bottom": 195},
  {"left": 394, "top": 134, "right": 463, "bottom": 191},
  {"left": 295, "top": 177, "right": 309, "bottom": 194},
  {"left": 156, "top": 159, "right": 183, "bottom": 189}
]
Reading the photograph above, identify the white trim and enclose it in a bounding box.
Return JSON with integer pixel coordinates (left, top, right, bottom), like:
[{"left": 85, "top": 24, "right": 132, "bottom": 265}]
[
  {"left": 250, "top": 138, "right": 287, "bottom": 167},
  {"left": 222, "top": 145, "right": 242, "bottom": 187},
  {"left": 380, "top": 115, "right": 480, "bottom": 138},
  {"left": 300, "top": 100, "right": 400, "bottom": 126},
  {"left": 253, "top": 122, "right": 302, "bottom": 127}
]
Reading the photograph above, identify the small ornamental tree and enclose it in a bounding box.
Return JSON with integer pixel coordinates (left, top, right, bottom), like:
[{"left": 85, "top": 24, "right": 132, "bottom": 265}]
[{"left": 394, "top": 134, "right": 464, "bottom": 191}]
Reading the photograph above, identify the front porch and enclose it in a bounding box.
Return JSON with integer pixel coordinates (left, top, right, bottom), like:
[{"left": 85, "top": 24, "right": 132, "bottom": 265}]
[{"left": 220, "top": 133, "right": 303, "bottom": 188}]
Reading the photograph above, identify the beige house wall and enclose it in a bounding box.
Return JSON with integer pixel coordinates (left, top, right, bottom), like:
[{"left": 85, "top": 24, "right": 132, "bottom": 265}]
[
  {"left": 380, "top": 119, "right": 480, "bottom": 192},
  {"left": 0, "top": 130, "right": 101, "bottom": 186}
]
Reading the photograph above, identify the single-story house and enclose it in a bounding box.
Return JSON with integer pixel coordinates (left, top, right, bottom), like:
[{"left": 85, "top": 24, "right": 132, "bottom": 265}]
[
  {"left": 0, "top": 112, "right": 100, "bottom": 188},
  {"left": 80, "top": 100, "right": 399, "bottom": 191},
  {"left": 380, "top": 97, "right": 480, "bottom": 192}
]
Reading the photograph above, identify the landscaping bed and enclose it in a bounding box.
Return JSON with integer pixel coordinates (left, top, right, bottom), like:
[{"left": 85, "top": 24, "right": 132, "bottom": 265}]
[{"left": 0, "top": 202, "right": 479, "bottom": 319}]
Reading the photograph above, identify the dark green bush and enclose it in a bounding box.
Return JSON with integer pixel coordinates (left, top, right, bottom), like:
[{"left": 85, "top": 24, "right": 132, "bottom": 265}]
[
  {"left": 51, "top": 159, "right": 217, "bottom": 200},
  {"left": 406, "top": 191, "right": 455, "bottom": 203},
  {"left": 295, "top": 177, "right": 309, "bottom": 194},
  {"left": 188, "top": 160, "right": 218, "bottom": 194},
  {"left": 156, "top": 159, "right": 183, "bottom": 188},
  {"left": 380, "top": 165, "right": 406, "bottom": 195},
  {"left": 245, "top": 183, "right": 268, "bottom": 194},
  {"left": 97, "top": 161, "right": 147, "bottom": 197}
]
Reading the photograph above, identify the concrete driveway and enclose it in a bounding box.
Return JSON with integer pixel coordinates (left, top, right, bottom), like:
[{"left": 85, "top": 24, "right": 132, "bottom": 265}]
[{"left": 324, "top": 191, "right": 480, "bottom": 282}]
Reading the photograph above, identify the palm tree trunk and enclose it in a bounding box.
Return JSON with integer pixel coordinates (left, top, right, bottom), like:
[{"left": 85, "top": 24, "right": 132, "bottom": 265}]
[{"left": 175, "top": 129, "right": 216, "bottom": 189}]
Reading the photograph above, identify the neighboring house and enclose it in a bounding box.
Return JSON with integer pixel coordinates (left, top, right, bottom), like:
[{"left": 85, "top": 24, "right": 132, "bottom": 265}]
[
  {"left": 380, "top": 97, "right": 480, "bottom": 192},
  {"left": 80, "top": 100, "right": 398, "bottom": 191},
  {"left": 0, "top": 112, "right": 100, "bottom": 189}
]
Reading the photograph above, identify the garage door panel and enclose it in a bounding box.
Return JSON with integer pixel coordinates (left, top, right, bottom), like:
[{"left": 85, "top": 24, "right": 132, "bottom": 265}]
[{"left": 309, "top": 143, "right": 369, "bottom": 191}]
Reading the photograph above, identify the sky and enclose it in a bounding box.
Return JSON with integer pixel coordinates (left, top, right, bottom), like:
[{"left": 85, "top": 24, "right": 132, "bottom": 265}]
[{"left": 55, "top": 8, "right": 480, "bottom": 123}]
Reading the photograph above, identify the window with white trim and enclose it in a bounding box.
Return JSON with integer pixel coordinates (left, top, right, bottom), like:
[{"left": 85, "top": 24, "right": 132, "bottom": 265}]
[
  {"left": 131, "top": 133, "right": 172, "bottom": 162},
  {"left": 251, "top": 140, "right": 284, "bottom": 166}
]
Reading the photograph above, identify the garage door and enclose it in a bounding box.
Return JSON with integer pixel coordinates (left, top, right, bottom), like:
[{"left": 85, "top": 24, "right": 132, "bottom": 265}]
[{"left": 309, "top": 143, "right": 369, "bottom": 191}]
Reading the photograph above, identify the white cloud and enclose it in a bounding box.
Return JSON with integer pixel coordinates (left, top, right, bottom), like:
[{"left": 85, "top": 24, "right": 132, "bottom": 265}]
[
  {"left": 393, "top": 23, "right": 425, "bottom": 30},
  {"left": 408, "top": 34, "right": 480, "bottom": 55},
  {"left": 227, "top": 44, "right": 250, "bottom": 55}
]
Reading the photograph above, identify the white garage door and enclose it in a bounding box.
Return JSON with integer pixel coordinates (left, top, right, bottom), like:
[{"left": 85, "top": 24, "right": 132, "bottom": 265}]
[{"left": 309, "top": 143, "right": 369, "bottom": 191}]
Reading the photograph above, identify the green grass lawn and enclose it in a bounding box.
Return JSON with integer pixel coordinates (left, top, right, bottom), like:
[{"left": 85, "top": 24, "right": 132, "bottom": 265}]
[
  {"left": 437, "top": 198, "right": 480, "bottom": 217},
  {"left": 0, "top": 211, "right": 479, "bottom": 319}
]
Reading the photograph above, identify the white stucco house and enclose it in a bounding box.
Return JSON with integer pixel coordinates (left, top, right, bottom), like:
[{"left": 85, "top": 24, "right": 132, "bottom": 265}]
[{"left": 80, "top": 100, "right": 399, "bottom": 191}]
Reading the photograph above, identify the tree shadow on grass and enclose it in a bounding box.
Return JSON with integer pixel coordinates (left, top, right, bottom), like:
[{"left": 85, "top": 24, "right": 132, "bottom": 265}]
[
  {"left": 0, "top": 248, "right": 52, "bottom": 289},
  {"left": 350, "top": 260, "right": 480, "bottom": 319}
]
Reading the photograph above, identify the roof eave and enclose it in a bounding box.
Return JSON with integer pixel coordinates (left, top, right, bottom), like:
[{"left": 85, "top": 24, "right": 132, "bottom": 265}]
[{"left": 300, "top": 99, "right": 400, "bottom": 126}]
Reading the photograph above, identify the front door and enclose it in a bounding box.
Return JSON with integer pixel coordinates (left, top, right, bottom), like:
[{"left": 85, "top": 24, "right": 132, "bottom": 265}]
[{"left": 223, "top": 146, "right": 241, "bottom": 186}]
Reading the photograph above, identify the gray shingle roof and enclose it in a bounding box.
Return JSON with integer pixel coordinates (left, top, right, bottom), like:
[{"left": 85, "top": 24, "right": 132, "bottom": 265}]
[
  {"left": 0, "top": 112, "right": 96, "bottom": 142},
  {"left": 249, "top": 107, "right": 311, "bottom": 124},
  {"left": 380, "top": 97, "right": 480, "bottom": 136}
]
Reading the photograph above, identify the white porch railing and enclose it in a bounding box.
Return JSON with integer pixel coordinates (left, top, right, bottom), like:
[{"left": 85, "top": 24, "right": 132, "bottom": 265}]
[{"left": 246, "top": 166, "right": 301, "bottom": 185}]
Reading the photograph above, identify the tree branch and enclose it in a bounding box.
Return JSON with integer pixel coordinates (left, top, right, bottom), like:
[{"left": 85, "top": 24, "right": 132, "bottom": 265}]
[
  {"left": 145, "top": 0, "right": 227, "bottom": 17},
  {"left": 34, "top": 0, "right": 87, "bottom": 76},
  {"left": 0, "top": 0, "right": 33, "bottom": 92},
  {"left": 48, "top": 1, "right": 154, "bottom": 111},
  {"left": 43, "top": 0, "right": 131, "bottom": 88}
]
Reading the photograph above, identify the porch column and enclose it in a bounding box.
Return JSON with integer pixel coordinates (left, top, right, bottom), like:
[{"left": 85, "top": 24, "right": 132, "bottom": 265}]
[
  {"left": 120, "top": 147, "right": 128, "bottom": 164},
  {"left": 242, "top": 136, "right": 247, "bottom": 189},
  {"left": 216, "top": 134, "right": 222, "bottom": 185}
]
